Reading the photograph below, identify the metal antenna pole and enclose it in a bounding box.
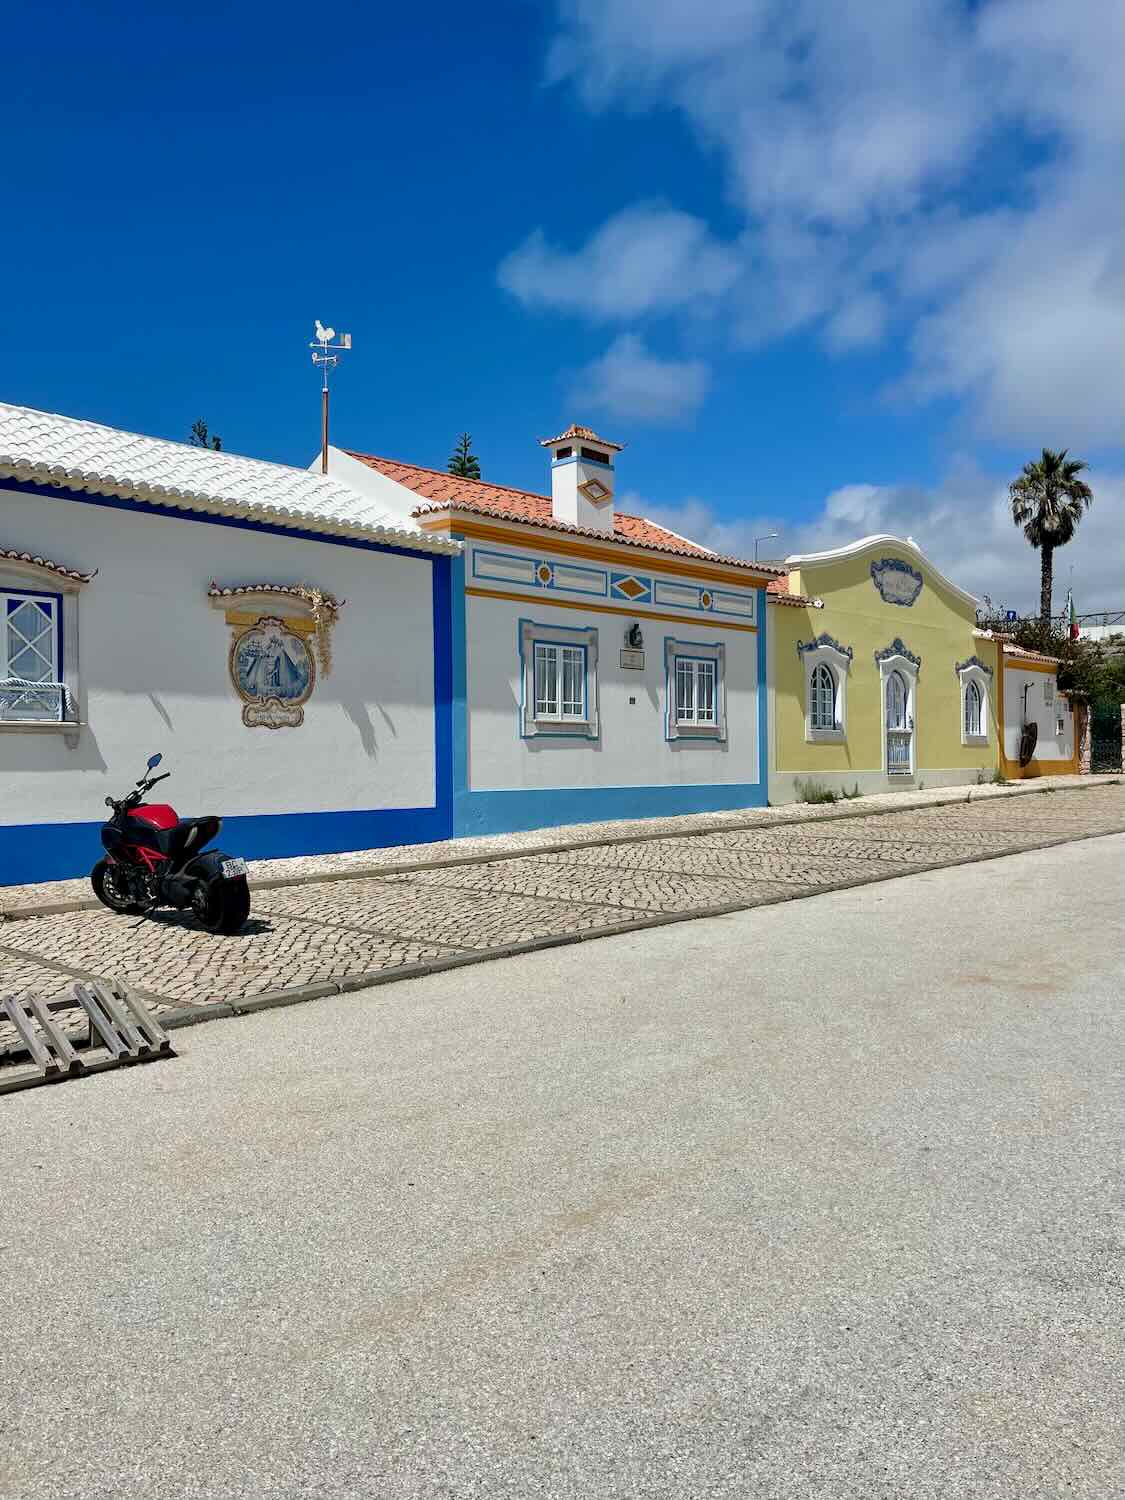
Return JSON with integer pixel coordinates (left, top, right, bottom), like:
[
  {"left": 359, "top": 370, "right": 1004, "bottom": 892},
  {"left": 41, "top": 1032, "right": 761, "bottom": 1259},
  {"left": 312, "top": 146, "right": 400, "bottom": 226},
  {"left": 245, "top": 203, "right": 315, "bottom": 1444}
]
[{"left": 310, "top": 323, "right": 352, "bottom": 476}]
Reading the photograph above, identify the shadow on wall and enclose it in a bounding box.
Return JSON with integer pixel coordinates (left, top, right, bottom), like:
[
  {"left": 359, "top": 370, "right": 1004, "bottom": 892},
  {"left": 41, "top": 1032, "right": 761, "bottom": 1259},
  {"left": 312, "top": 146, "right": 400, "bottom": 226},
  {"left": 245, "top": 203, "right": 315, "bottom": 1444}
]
[{"left": 0, "top": 726, "right": 107, "bottom": 775}]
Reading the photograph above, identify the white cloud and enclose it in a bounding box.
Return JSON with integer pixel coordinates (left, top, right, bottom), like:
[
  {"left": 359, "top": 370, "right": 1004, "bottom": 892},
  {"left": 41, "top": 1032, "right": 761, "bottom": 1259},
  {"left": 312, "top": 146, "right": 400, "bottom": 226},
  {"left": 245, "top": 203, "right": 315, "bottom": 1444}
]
[
  {"left": 641, "top": 461, "right": 1125, "bottom": 613},
  {"left": 497, "top": 204, "right": 740, "bottom": 321},
  {"left": 517, "top": 0, "right": 1124, "bottom": 443},
  {"left": 572, "top": 334, "right": 710, "bottom": 422}
]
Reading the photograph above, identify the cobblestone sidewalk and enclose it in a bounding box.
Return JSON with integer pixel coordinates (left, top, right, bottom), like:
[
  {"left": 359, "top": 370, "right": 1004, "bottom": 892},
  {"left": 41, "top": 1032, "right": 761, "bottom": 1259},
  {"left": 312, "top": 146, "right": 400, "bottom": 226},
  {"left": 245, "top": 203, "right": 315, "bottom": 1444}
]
[{"left": 2, "top": 782, "right": 1122, "bottom": 1059}]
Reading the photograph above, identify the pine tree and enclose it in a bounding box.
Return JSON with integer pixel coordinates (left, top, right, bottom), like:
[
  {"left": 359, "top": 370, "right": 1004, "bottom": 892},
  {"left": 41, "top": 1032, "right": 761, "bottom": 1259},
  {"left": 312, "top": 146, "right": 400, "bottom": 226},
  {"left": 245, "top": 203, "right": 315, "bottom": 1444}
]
[
  {"left": 189, "top": 418, "right": 222, "bottom": 451},
  {"left": 448, "top": 432, "right": 480, "bottom": 479}
]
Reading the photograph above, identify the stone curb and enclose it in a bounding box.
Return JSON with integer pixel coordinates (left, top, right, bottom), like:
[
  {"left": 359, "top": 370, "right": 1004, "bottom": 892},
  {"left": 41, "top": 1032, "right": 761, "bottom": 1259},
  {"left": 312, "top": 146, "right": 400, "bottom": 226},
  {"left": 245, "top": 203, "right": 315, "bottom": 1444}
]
[
  {"left": 130, "top": 819, "right": 1123, "bottom": 1046},
  {"left": 1, "top": 775, "right": 1119, "bottom": 924}
]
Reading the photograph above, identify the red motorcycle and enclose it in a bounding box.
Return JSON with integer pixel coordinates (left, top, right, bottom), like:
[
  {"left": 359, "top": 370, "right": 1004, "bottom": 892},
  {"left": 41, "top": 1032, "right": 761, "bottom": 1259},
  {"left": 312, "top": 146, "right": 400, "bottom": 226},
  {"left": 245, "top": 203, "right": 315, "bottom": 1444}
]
[{"left": 91, "top": 755, "right": 250, "bottom": 934}]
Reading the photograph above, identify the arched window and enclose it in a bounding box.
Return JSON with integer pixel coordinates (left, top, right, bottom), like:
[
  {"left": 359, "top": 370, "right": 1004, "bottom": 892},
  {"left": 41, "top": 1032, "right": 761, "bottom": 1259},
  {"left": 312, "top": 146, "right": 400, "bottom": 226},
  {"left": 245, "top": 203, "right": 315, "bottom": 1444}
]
[
  {"left": 963, "top": 678, "right": 983, "bottom": 738},
  {"left": 886, "top": 669, "right": 908, "bottom": 729},
  {"left": 809, "top": 662, "right": 836, "bottom": 731}
]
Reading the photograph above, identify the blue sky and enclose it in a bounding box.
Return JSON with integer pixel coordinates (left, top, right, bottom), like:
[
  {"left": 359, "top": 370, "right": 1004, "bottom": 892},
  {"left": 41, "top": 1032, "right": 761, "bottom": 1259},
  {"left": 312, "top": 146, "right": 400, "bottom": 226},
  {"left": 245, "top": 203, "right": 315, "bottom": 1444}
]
[{"left": 3, "top": 0, "right": 1121, "bottom": 608}]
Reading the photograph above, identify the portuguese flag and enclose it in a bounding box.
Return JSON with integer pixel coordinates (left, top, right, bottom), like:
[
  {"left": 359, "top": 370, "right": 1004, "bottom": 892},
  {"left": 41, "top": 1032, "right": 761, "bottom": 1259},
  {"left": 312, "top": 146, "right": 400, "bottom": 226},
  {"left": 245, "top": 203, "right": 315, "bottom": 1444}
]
[{"left": 1068, "top": 590, "right": 1079, "bottom": 640}]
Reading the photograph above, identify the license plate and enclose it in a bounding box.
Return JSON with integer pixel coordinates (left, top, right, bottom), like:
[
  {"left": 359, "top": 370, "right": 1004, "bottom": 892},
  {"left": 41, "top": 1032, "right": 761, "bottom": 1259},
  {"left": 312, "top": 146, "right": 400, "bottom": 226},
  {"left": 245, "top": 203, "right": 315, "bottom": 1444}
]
[{"left": 221, "top": 857, "right": 247, "bottom": 879}]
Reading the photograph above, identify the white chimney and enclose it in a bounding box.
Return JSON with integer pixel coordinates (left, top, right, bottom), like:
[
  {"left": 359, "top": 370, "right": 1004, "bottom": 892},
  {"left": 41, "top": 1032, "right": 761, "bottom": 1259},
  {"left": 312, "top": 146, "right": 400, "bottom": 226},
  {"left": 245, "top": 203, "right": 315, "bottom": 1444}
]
[{"left": 539, "top": 423, "right": 623, "bottom": 535}]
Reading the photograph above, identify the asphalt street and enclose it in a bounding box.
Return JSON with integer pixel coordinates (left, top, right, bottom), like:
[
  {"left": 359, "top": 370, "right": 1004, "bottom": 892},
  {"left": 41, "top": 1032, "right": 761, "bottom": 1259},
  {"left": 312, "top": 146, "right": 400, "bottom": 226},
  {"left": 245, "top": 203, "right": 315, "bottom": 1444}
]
[{"left": 2, "top": 835, "right": 1122, "bottom": 1499}]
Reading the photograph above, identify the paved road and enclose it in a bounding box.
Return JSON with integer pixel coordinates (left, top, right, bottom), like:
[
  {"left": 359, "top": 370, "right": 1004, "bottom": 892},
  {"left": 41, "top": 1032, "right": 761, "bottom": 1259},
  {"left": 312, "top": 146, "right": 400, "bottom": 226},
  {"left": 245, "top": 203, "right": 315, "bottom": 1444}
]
[
  {"left": 3, "top": 836, "right": 1122, "bottom": 1499},
  {"left": 1, "top": 787, "right": 1123, "bottom": 1048}
]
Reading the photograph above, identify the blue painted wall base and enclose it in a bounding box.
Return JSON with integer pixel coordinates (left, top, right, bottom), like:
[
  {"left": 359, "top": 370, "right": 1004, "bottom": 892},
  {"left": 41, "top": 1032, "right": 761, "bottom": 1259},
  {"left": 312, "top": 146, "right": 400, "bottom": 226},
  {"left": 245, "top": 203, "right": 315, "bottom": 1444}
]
[
  {"left": 454, "top": 781, "right": 767, "bottom": 838},
  {"left": 0, "top": 805, "right": 453, "bottom": 887}
]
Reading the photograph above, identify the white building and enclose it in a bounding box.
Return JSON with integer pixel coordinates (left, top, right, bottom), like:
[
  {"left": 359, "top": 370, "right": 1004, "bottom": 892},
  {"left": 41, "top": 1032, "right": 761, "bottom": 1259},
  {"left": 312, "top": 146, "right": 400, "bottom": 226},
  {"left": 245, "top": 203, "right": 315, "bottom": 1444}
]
[
  {"left": 319, "top": 425, "right": 780, "bottom": 835},
  {"left": 0, "top": 403, "right": 458, "bottom": 884}
]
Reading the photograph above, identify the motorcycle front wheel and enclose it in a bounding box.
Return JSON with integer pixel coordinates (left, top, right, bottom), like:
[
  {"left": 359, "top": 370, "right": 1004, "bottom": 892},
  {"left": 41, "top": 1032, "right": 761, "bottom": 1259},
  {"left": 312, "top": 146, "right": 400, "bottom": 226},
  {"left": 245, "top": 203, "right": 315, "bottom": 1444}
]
[
  {"left": 90, "top": 858, "right": 145, "bottom": 916},
  {"left": 192, "top": 874, "right": 250, "bottom": 935}
]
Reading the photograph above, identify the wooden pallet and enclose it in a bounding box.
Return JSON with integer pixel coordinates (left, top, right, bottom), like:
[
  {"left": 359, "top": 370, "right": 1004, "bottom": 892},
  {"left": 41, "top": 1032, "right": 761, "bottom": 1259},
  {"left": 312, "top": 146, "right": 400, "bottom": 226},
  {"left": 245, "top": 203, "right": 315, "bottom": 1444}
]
[{"left": 0, "top": 979, "right": 175, "bottom": 1095}]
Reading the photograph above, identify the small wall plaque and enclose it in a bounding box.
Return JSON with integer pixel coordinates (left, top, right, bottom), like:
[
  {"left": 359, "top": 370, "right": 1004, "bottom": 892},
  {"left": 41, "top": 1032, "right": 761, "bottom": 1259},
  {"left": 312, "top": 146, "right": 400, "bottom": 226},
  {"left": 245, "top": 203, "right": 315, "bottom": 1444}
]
[{"left": 620, "top": 648, "right": 645, "bottom": 670}]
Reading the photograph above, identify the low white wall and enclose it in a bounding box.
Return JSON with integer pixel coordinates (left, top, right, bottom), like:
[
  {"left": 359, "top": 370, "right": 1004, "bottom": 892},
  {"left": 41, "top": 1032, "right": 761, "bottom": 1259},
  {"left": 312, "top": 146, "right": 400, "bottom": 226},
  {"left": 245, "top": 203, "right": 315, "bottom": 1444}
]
[
  {"left": 0, "top": 485, "right": 437, "bottom": 828},
  {"left": 1003, "top": 667, "right": 1073, "bottom": 764},
  {"left": 466, "top": 592, "right": 759, "bottom": 791}
]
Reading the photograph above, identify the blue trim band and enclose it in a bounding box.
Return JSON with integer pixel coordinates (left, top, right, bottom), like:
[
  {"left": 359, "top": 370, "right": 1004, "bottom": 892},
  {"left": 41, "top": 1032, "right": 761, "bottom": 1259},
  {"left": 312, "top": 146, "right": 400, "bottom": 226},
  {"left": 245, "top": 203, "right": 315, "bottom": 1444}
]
[
  {"left": 0, "top": 805, "right": 453, "bottom": 886},
  {"left": 454, "top": 781, "right": 767, "bottom": 837}
]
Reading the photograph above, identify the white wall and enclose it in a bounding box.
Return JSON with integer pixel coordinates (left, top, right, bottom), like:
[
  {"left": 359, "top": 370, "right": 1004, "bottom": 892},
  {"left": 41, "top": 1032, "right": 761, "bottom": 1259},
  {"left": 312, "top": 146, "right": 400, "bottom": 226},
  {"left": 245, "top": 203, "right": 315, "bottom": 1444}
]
[
  {"left": 466, "top": 592, "right": 759, "bottom": 791},
  {"left": 1003, "top": 666, "right": 1073, "bottom": 763},
  {"left": 0, "top": 485, "right": 437, "bottom": 827}
]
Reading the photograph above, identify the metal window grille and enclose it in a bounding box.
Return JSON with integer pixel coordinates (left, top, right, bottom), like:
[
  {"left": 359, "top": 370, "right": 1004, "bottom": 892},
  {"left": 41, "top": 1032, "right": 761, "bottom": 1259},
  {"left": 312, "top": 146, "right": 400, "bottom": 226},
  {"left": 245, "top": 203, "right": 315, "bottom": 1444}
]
[
  {"left": 534, "top": 642, "right": 585, "bottom": 721},
  {"left": 809, "top": 662, "right": 836, "bottom": 730},
  {"left": 963, "top": 679, "right": 983, "bottom": 738},
  {"left": 886, "top": 670, "right": 911, "bottom": 773},
  {"left": 2, "top": 594, "right": 62, "bottom": 721},
  {"left": 675, "top": 657, "right": 717, "bottom": 725}
]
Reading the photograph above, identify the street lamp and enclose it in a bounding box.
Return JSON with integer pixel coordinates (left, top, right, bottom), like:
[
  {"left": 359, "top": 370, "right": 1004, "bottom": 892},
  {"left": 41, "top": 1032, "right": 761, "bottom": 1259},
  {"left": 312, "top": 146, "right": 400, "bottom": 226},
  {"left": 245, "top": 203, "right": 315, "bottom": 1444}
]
[{"left": 754, "top": 531, "right": 780, "bottom": 563}]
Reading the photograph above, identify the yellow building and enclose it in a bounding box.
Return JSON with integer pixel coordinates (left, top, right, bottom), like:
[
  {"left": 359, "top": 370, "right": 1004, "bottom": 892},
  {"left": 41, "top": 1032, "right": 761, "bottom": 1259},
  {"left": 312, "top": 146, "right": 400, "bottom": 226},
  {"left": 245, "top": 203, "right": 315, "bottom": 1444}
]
[{"left": 768, "top": 534, "right": 1000, "bottom": 801}]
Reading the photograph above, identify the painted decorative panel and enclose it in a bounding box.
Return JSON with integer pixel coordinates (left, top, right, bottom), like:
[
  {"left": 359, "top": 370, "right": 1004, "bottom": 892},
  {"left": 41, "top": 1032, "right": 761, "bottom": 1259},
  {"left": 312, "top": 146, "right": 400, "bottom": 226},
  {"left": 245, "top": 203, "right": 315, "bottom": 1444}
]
[
  {"left": 472, "top": 549, "right": 538, "bottom": 587},
  {"left": 553, "top": 563, "right": 608, "bottom": 596},
  {"left": 709, "top": 588, "right": 755, "bottom": 621},
  {"left": 871, "top": 558, "right": 923, "bottom": 606},
  {"left": 611, "top": 572, "right": 653, "bottom": 603},
  {"left": 798, "top": 632, "right": 854, "bottom": 660},
  {"left": 230, "top": 616, "right": 316, "bottom": 729},
  {"left": 653, "top": 580, "right": 702, "bottom": 611}
]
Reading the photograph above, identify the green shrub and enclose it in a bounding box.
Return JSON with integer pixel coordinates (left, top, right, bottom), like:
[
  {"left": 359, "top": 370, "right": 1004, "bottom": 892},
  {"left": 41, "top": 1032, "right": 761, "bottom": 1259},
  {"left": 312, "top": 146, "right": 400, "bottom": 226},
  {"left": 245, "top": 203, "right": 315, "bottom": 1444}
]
[
  {"left": 840, "top": 783, "right": 862, "bottom": 800},
  {"left": 795, "top": 777, "right": 838, "bottom": 804}
]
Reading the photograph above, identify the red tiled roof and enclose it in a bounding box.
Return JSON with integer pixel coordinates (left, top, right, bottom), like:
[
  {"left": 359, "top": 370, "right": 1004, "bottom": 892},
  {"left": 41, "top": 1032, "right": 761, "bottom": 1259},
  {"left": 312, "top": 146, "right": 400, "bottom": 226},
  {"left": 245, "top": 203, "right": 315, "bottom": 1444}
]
[
  {"left": 538, "top": 423, "right": 623, "bottom": 452},
  {"left": 345, "top": 452, "right": 785, "bottom": 574},
  {"left": 766, "top": 574, "right": 817, "bottom": 606}
]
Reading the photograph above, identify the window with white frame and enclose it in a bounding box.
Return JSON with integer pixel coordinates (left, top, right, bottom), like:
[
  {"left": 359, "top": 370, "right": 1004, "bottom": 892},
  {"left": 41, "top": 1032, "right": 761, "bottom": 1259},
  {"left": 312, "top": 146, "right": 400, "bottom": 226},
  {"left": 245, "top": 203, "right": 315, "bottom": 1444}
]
[
  {"left": 519, "top": 619, "right": 599, "bottom": 738},
  {"left": 799, "top": 636, "right": 851, "bottom": 742},
  {"left": 534, "top": 640, "right": 586, "bottom": 721},
  {"left": 674, "top": 655, "right": 717, "bottom": 726},
  {"left": 957, "top": 661, "right": 991, "bottom": 747},
  {"left": 1, "top": 591, "right": 65, "bottom": 722},
  {"left": 809, "top": 662, "right": 836, "bottom": 731},
  {"left": 665, "top": 638, "right": 726, "bottom": 741},
  {"left": 963, "top": 678, "right": 983, "bottom": 738}
]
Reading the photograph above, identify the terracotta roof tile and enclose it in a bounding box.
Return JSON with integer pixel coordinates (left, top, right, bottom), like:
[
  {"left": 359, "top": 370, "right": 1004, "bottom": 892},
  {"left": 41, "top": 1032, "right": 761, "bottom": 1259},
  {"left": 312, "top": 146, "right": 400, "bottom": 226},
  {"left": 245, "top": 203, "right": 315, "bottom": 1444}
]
[
  {"left": 766, "top": 573, "right": 818, "bottom": 606},
  {"left": 538, "top": 423, "right": 623, "bottom": 451},
  {"left": 346, "top": 451, "right": 785, "bottom": 575}
]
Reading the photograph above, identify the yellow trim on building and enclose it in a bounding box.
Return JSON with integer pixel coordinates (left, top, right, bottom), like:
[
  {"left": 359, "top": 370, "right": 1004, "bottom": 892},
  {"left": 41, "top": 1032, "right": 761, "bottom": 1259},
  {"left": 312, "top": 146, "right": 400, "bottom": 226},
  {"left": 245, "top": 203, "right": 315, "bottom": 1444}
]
[
  {"left": 465, "top": 586, "right": 758, "bottom": 632},
  {"left": 421, "top": 516, "right": 775, "bottom": 588}
]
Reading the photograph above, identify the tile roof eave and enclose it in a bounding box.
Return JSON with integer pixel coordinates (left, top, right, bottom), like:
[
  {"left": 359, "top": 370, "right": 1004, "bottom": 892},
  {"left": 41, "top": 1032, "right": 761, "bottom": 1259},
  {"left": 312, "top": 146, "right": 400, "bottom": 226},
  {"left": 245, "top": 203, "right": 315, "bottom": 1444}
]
[
  {"left": 411, "top": 500, "right": 786, "bottom": 579},
  {"left": 0, "top": 459, "right": 462, "bottom": 556}
]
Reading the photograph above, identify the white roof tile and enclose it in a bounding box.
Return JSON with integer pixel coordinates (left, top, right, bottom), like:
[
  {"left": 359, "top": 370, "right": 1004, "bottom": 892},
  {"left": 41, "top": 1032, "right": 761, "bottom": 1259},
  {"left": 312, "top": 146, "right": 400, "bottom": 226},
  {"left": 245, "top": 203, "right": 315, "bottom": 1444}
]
[{"left": 0, "top": 402, "right": 459, "bottom": 554}]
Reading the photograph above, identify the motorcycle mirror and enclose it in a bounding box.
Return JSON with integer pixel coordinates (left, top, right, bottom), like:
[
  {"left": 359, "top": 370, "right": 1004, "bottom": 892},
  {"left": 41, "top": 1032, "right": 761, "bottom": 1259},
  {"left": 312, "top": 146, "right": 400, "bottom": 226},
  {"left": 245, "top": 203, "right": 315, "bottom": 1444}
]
[{"left": 146, "top": 753, "right": 163, "bottom": 770}]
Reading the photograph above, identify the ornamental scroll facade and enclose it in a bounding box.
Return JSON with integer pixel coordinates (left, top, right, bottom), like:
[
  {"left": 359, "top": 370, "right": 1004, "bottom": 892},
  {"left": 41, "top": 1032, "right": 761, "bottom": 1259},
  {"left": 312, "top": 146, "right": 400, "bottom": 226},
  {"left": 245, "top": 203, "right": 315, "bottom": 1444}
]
[{"left": 208, "top": 583, "right": 343, "bottom": 730}]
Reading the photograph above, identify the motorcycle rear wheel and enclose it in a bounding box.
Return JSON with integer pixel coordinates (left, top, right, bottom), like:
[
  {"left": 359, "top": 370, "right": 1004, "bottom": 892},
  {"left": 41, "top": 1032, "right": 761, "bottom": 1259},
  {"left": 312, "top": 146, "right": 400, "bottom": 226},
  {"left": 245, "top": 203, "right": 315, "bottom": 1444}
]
[
  {"left": 91, "top": 858, "right": 145, "bottom": 916},
  {"left": 192, "top": 875, "right": 250, "bottom": 935}
]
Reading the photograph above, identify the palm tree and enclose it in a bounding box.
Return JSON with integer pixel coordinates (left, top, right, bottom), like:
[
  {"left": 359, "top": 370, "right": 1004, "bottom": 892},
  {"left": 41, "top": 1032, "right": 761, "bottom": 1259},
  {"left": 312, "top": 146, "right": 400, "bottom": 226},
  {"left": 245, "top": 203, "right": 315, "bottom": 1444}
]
[
  {"left": 447, "top": 432, "right": 480, "bottom": 480},
  {"left": 1009, "top": 448, "right": 1093, "bottom": 622}
]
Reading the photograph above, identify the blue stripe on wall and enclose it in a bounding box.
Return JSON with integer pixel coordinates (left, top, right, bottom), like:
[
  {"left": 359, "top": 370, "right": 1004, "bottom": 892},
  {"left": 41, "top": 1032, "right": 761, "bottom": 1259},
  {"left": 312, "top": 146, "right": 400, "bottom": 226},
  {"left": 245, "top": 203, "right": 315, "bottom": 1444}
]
[
  {"left": 455, "top": 781, "right": 767, "bottom": 838},
  {"left": 0, "top": 805, "right": 453, "bottom": 887}
]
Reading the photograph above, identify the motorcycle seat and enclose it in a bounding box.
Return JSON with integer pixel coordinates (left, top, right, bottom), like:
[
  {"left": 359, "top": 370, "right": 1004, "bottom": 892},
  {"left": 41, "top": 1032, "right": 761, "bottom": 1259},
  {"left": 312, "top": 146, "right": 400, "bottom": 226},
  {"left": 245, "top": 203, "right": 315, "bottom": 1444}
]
[{"left": 167, "top": 816, "right": 222, "bottom": 857}]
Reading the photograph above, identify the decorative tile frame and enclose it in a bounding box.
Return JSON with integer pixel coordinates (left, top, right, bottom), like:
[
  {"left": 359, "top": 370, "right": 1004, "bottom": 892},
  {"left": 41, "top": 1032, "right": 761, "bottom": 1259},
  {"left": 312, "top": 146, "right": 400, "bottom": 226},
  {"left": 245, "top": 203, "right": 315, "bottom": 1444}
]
[
  {"left": 871, "top": 557, "right": 924, "bottom": 607},
  {"left": 874, "top": 637, "right": 922, "bottom": 672}
]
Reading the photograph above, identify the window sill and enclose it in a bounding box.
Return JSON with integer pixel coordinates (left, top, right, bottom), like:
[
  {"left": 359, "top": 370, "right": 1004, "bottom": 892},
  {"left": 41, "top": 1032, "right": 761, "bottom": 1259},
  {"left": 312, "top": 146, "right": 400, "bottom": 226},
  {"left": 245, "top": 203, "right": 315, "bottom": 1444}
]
[
  {"left": 805, "top": 728, "right": 845, "bottom": 743},
  {"left": 962, "top": 735, "right": 989, "bottom": 748},
  {"left": 670, "top": 722, "right": 724, "bottom": 740},
  {"left": 526, "top": 718, "right": 597, "bottom": 739},
  {"left": 0, "top": 719, "right": 84, "bottom": 734}
]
